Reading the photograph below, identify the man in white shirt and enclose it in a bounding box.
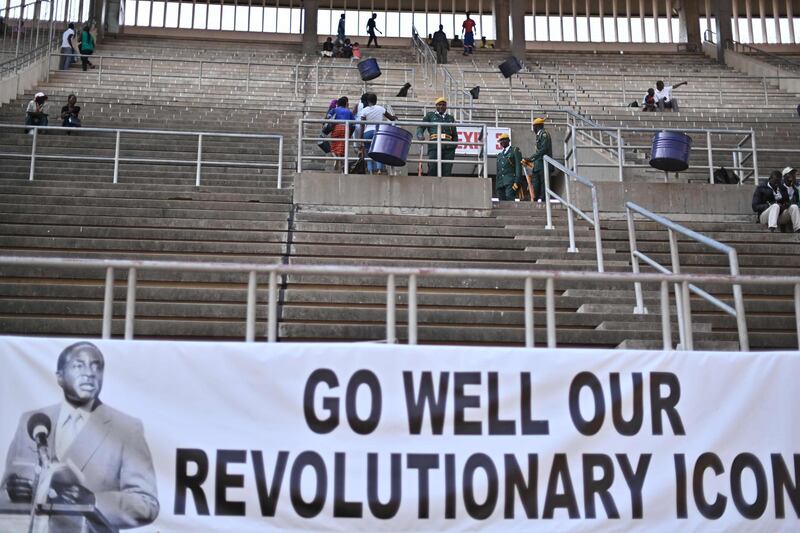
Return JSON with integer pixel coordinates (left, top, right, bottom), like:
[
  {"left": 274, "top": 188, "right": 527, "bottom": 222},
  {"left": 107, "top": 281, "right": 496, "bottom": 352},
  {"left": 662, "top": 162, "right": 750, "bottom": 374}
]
[
  {"left": 60, "top": 23, "right": 76, "bottom": 70},
  {"left": 356, "top": 93, "right": 397, "bottom": 174},
  {"left": 654, "top": 80, "right": 687, "bottom": 112}
]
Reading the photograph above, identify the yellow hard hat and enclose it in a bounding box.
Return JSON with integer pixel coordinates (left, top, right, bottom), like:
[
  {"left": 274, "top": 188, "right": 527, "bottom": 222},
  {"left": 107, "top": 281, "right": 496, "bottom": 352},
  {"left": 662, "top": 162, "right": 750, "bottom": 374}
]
[
  {"left": 497, "top": 133, "right": 510, "bottom": 141},
  {"left": 434, "top": 97, "right": 447, "bottom": 104},
  {"left": 533, "top": 117, "right": 546, "bottom": 125}
]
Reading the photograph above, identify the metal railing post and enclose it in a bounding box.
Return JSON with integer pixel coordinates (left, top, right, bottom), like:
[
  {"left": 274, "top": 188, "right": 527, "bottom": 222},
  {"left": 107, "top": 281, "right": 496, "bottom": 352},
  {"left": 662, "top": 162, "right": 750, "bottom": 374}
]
[
  {"left": 591, "top": 187, "right": 604, "bottom": 272},
  {"left": 436, "top": 123, "right": 442, "bottom": 177},
  {"left": 564, "top": 175, "right": 578, "bottom": 253},
  {"left": 763, "top": 77, "right": 768, "bottom": 104},
  {"left": 343, "top": 120, "right": 350, "bottom": 175},
  {"left": 706, "top": 131, "right": 714, "bottom": 184},
  {"left": 626, "top": 207, "right": 647, "bottom": 314},
  {"left": 98, "top": 55, "right": 102, "bottom": 84},
  {"left": 407, "top": 274, "right": 417, "bottom": 345},
  {"left": 124, "top": 267, "right": 137, "bottom": 340},
  {"left": 543, "top": 162, "right": 554, "bottom": 230},
  {"left": 112, "top": 130, "right": 121, "bottom": 184},
  {"left": 277, "top": 135, "right": 283, "bottom": 189},
  {"left": 524, "top": 277, "right": 535, "bottom": 347},
  {"left": 102, "top": 267, "right": 114, "bottom": 339},
  {"left": 622, "top": 75, "right": 626, "bottom": 102},
  {"left": 668, "top": 229, "right": 689, "bottom": 350},
  {"left": 482, "top": 125, "right": 488, "bottom": 180},
  {"left": 571, "top": 123, "right": 578, "bottom": 174},
  {"left": 749, "top": 130, "right": 759, "bottom": 183},
  {"left": 148, "top": 58, "right": 153, "bottom": 88},
  {"left": 728, "top": 250, "right": 749, "bottom": 351},
  {"left": 198, "top": 60, "right": 203, "bottom": 87},
  {"left": 660, "top": 281, "right": 672, "bottom": 350},
  {"left": 195, "top": 133, "right": 203, "bottom": 187},
  {"left": 386, "top": 274, "right": 396, "bottom": 343},
  {"left": 267, "top": 270, "right": 277, "bottom": 342},
  {"left": 245, "top": 271, "right": 256, "bottom": 342},
  {"left": 315, "top": 64, "right": 319, "bottom": 95},
  {"left": 297, "top": 119, "right": 303, "bottom": 173},
  {"left": 546, "top": 277, "right": 556, "bottom": 348},
  {"left": 294, "top": 65, "right": 299, "bottom": 96},
  {"left": 28, "top": 127, "right": 37, "bottom": 181},
  {"left": 616, "top": 128, "right": 624, "bottom": 182}
]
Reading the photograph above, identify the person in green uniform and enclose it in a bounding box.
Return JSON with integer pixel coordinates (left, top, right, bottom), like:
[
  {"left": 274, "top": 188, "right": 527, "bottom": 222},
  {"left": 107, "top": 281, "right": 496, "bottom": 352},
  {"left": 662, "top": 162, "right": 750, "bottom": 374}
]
[
  {"left": 416, "top": 97, "right": 458, "bottom": 177},
  {"left": 495, "top": 133, "right": 523, "bottom": 201},
  {"left": 525, "top": 117, "right": 552, "bottom": 202}
]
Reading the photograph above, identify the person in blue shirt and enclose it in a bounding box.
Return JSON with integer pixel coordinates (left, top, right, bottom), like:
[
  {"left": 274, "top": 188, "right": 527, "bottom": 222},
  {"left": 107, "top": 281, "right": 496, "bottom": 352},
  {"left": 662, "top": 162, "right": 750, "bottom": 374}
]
[{"left": 329, "top": 96, "right": 356, "bottom": 171}]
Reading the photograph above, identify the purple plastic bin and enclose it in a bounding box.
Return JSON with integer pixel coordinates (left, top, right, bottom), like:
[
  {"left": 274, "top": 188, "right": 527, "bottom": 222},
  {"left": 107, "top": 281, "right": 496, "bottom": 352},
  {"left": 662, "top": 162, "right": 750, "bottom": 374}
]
[
  {"left": 368, "top": 124, "right": 413, "bottom": 167},
  {"left": 650, "top": 131, "right": 693, "bottom": 172},
  {"left": 357, "top": 58, "right": 382, "bottom": 81}
]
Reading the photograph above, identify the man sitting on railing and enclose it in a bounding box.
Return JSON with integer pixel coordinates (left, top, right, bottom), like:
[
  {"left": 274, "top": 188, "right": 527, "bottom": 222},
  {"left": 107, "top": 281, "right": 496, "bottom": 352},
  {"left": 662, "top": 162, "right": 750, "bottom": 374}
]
[
  {"left": 752, "top": 170, "right": 800, "bottom": 233},
  {"left": 25, "top": 92, "right": 49, "bottom": 133},
  {"left": 654, "top": 80, "right": 687, "bottom": 112}
]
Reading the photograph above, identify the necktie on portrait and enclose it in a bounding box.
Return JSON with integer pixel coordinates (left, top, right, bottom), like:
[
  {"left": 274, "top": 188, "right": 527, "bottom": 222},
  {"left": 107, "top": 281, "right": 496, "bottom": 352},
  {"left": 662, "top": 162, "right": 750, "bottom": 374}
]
[{"left": 56, "top": 413, "right": 82, "bottom": 460}]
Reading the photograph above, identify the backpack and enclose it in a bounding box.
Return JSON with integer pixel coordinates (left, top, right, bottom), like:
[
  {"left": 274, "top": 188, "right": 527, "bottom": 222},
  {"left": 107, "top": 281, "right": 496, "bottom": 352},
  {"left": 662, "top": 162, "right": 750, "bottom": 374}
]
[{"left": 713, "top": 167, "right": 739, "bottom": 185}]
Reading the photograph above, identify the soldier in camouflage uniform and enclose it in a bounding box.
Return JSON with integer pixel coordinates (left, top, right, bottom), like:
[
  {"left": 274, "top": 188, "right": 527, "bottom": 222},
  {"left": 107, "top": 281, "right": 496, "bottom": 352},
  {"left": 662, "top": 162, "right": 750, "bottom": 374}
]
[
  {"left": 416, "top": 97, "right": 458, "bottom": 176},
  {"left": 526, "top": 117, "right": 552, "bottom": 202},
  {"left": 495, "top": 133, "right": 523, "bottom": 201}
]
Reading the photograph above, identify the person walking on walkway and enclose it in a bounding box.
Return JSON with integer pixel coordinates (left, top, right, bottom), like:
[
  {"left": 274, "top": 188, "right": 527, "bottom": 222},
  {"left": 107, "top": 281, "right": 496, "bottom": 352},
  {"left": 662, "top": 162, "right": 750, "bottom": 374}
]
[
  {"left": 416, "top": 97, "right": 457, "bottom": 176},
  {"left": 366, "top": 14, "right": 381, "bottom": 47},
  {"left": 432, "top": 25, "right": 449, "bottom": 64},
  {"left": 524, "top": 117, "right": 552, "bottom": 202},
  {"left": 60, "top": 23, "right": 76, "bottom": 70},
  {"left": 337, "top": 14, "right": 346, "bottom": 43},
  {"left": 495, "top": 133, "right": 523, "bottom": 201}
]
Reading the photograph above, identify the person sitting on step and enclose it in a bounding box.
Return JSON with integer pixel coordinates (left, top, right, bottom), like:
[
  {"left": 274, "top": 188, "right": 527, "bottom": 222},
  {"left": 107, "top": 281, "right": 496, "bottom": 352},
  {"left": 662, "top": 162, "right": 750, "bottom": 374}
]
[
  {"left": 752, "top": 170, "right": 800, "bottom": 233},
  {"left": 25, "top": 92, "right": 49, "bottom": 133}
]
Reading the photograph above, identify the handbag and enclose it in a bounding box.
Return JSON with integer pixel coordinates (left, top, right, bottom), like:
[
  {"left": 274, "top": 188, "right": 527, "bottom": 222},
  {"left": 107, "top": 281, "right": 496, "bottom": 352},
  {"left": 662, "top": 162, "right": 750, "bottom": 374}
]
[
  {"left": 348, "top": 157, "right": 366, "bottom": 175},
  {"left": 68, "top": 116, "right": 82, "bottom": 127},
  {"left": 317, "top": 139, "right": 331, "bottom": 153}
]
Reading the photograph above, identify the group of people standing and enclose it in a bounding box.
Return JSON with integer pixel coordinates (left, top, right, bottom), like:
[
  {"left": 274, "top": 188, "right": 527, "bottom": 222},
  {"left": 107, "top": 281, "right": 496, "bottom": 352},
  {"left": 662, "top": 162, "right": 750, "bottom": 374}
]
[
  {"left": 431, "top": 13, "right": 479, "bottom": 64},
  {"left": 60, "top": 22, "right": 96, "bottom": 71},
  {"left": 494, "top": 118, "right": 552, "bottom": 203},
  {"left": 323, "top": 93, "right": 396, "bottom": 174}
]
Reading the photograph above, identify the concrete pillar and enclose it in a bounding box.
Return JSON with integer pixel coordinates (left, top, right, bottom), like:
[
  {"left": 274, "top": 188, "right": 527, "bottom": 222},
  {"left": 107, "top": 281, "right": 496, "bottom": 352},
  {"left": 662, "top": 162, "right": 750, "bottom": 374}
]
[
  {"left": 104, "top": 0, "right": 121, "bottom": 35},
  {"left": 677, "top": 0, "right": 702, "bottom": 50},
  {"left": 713, "top": 0, "right": 733, "bottom": 62},
  {"left": 302, "top": 0, "right": 319, "bottom": 56},
  {"left": 494, "top": 0, "right": 510, "bottom": 50},
  {"left": 510, "top": 0, "right": 526, "bottom": 59}
]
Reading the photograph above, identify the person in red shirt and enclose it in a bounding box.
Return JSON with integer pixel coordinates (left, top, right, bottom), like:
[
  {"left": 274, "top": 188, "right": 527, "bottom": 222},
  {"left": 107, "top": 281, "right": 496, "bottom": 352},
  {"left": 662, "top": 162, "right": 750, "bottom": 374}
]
[{"left": 462, "top": 13, "right": 476, "bottom": 55}]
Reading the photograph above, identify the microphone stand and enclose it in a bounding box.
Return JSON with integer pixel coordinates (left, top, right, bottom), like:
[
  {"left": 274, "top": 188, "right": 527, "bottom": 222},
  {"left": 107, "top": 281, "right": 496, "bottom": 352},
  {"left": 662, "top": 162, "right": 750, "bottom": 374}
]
[{"left": 27, "top": 438, "right": 50, "bottom": 533}]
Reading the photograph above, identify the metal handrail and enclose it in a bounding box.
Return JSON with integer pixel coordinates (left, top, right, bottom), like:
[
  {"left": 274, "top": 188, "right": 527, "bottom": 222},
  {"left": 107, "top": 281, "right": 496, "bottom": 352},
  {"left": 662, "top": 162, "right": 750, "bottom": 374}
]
[
  {"left": 625, "top": 202, "right": 748, "bottom": 351},
  {"left": 1, "top": 255, "right": 797, "bottom": 350},
  {"left": 541, "top": 155, "right": 604, "bottom": 272},
  {"left": 572, "top": 125, "right": 758, "bottom": 184},
  {"left": 297, "top": 118, "right": 488, "bottom": 179},
  {"left": 725, "top": 38, "right": 800, "bottom": 71},
  {"left": 47, "top": 52, "right": 415, "bottom": 96},
  {"left": 0, "top": 123, "right": 284, "bottom": 188}
]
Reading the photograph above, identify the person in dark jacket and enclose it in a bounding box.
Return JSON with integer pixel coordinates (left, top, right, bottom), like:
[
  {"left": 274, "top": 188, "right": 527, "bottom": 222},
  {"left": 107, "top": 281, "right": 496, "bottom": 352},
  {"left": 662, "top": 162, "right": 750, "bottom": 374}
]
[
  {"left": 752, "top": 170, "right": 800, "bottom": 232},
  {"left": 432, "top": 25, "right": 449, "bottom": 64}
]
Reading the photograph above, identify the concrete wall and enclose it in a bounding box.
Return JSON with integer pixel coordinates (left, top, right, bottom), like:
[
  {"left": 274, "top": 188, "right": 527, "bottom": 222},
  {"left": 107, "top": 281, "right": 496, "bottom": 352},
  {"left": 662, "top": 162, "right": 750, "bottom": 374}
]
[
  {"left": 0, "top": 54, "right": 51, "bottom": 106},
  {"left": 572, "top": 181, "right": 755, "bottom": 215},
  {"left": 295, "top": 171, "right": 493, "bottom": 212},
  {"left": 723, "top": 49, "right": 800, "bottom": 95}
]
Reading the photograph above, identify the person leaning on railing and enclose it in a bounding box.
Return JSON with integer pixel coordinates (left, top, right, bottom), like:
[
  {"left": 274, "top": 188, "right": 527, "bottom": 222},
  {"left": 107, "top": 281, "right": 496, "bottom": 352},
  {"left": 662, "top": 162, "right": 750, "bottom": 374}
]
[
  {"left": 415, "top": 97, "right": 457, "bottom": 177},
  {"left": 752, "top": 170, "right": 800, "bottom": 233}
]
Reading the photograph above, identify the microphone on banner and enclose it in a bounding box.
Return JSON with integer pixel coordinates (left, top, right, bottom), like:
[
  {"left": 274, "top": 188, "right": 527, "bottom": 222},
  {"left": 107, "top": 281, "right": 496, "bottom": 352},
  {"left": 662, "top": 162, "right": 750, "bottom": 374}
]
[{"left": 27, "top": 412, "right": 52, "bottom": 467}]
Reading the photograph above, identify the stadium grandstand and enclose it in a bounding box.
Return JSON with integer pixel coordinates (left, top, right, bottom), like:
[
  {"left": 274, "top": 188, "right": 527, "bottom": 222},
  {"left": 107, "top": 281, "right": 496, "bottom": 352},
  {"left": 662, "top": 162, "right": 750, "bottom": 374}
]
[{"left": 0, "top": 0, "right": 799, "bottom": 530}]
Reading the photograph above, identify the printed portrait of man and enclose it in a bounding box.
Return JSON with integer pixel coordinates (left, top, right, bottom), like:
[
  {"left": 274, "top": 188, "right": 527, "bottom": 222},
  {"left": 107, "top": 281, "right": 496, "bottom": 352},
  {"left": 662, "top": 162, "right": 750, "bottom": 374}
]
[{"left": 0, "top": 341, "right": 159, "bottom": 531}]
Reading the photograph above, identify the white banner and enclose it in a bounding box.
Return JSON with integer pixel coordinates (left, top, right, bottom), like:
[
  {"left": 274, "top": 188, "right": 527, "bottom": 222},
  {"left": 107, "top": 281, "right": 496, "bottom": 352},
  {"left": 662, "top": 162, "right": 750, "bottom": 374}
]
[
  {"left": 486, "top": 127, "right": 512, "bottom": 156},
  {"left": 455, "top": 127, "right": 483, "bottom": 156},
  {"left": 1, "top": 337, "right": 799, "bottom": 532}
]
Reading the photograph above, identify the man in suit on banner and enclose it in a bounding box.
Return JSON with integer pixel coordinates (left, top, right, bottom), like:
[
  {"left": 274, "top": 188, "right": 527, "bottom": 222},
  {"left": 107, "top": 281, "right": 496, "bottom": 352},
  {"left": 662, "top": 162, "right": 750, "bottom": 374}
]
[{"left": 1, "top": 341, "right": 159, "bottom": 531}]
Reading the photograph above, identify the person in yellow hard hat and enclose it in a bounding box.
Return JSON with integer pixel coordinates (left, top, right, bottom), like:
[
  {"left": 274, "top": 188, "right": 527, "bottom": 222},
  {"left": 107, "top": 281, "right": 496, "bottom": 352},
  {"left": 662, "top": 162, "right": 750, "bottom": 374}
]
[
  {"left": 495, "top": 133, "right": 523, "bottom": 201},
  {"left": 416, "top": 97, "right": 457, "bottom": 176},
  {"left": 524, "top": 117, "right": 552, "bottom": 202}
]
